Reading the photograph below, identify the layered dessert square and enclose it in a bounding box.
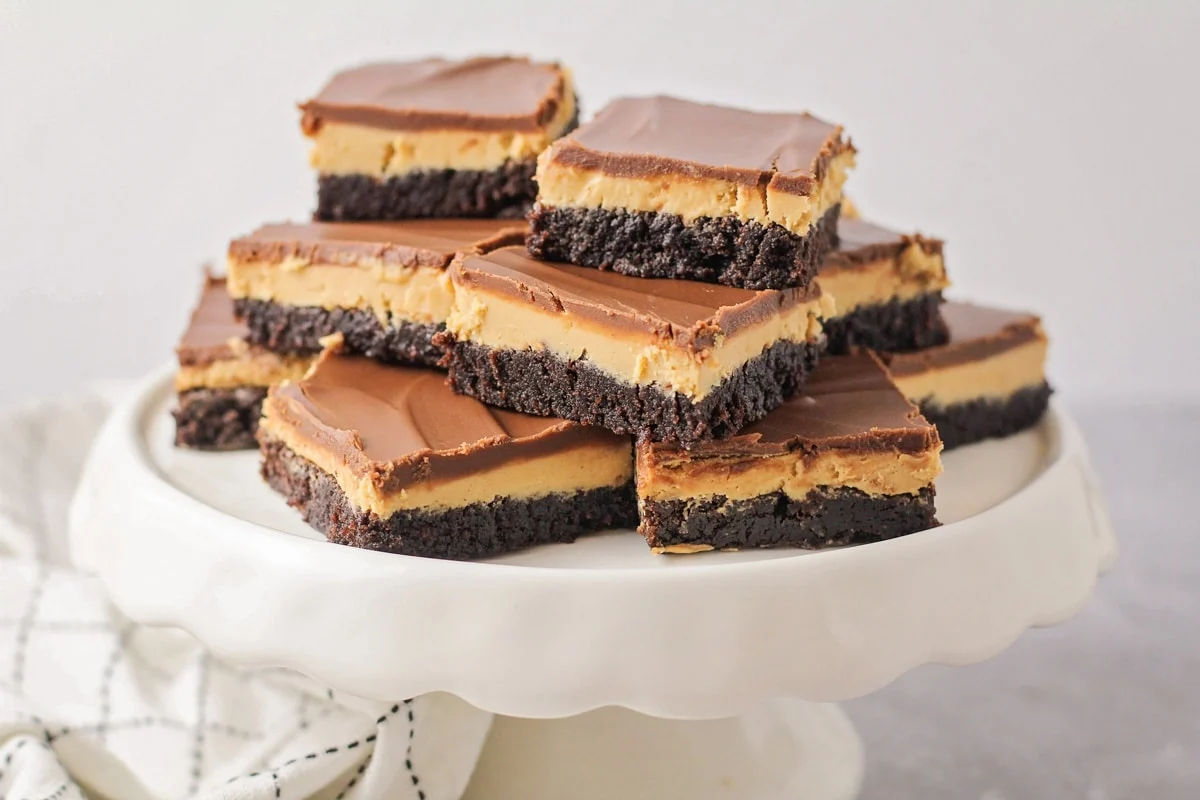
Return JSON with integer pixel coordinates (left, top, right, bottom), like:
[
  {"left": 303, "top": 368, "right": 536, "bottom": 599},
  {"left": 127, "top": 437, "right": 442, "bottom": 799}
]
[
  {"left": 636, "top": 353, "right": 942, "bottom": 553},
  {"left": 884, "top": 302, "right": 1051, "bottom": 449},
  {"left": 227, "top": 219, "right": 525, "bottom": 366},
  {"left": 819, "top": 218, "right": 950, "bottom": 353},
  {"left": 527, "top": 95, "right": 855, "bottom": 290},
  {"left": 301, "top": 57, "right": 577, "bottom": 220},
  {"left": 258, "top": 351, "right": 636, "bottom": 561},
  {"left": 174, "top": 275, "right": 312, "bottom": 450},
  {"left": 438, "top": 246, "right": 834, "bottom": 447}
]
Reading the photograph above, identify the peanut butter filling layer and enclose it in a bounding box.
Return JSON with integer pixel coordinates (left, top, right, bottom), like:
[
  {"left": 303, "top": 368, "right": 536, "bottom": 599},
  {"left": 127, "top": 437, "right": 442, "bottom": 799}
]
[
  {"left": 227, "top": 258, "right": 454, "bottom": 326},
  {"left": 818, "top": 247, "right": 948, "bottom": 315},
  {"left": 891, "top": 336, "right": 1048, "bottom": 407},
  {"left": 309, "top": 79, "right": 577, "bottom": 177},
  {"left": 445, "top": 284, "right": 833, "bottom": 400},
  {"left": 535, "top": 149, "right": 854, "bottom": 236},
  {"left": 636, "top": 445, "right": 942, "bottom": 504},
  {"left": 176, "top": 343, "right": 312, "bottom": 392}
]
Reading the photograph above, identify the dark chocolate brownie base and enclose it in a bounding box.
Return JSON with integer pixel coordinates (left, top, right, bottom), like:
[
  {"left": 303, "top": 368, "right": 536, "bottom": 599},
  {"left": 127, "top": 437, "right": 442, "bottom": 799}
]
[
  {"left": 316, "top": 159, "right": 537, "bottom": 221},
  {"left": 260, "top": 436, "right": 638, "bottom": 561},
  {"left": 525, "top": 203, "right": 840, "bottom": 291},
  {"left": 823, "top": 293, "right": 949, "bottom": 355},
  {"left": 235, "top": 298, "right": 444, "bottom": 367},
  {"left": 437, "top": 336, "right": 822, "bottom": 447},
  {"left": 918, "top": 382, "right": 1052, "bottom": 450},
  {"left": 173, "top": 386, "right": 267, "bottom": 450},
  {"left": 640, "top": 486, "right": 938, "bottom": 552}
]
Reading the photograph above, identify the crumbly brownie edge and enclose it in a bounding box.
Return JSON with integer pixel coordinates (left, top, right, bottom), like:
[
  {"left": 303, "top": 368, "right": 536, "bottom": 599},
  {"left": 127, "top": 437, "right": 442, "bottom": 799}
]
[
  {"left": 437, "top": 336, "right": 822, "bottom": 447},
  {"left": 918, "top": 382, "right": 1053, "bottom": 450},
  {"left": 173, "top": 386, "right": 267, "bottom": 451},
  {"left": 823, "top": 293, "right": 949, "bottom": 355},
  {"left": 639, "top": 486, "right": 939, "bottom": 552},
  {"left": 259, "top": 435, "right": 639, "bottom": 561},
  {"left": 234, "top": 298, "right": 444, "bottom": 367},
  {"left": 316, "top": 161, "right": 533, "bottom": 220},
  {"left": 525, "top": 203, "right": 841, "bottom": 291}
]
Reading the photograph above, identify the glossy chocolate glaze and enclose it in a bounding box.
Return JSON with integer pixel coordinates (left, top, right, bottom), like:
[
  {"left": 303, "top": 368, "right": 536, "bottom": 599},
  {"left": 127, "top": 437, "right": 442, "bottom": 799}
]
[
  {"left": 268, "top": 352, "right": 628, "bottom": 493},
  {"left": 545, "top": 95, "right": 853, "bottom": 195},
  {"left": 300, "top": 57, "right": 568, "bottom": 133},
  {"left": 229, "top": 219, "right": 527, "bottom": 268},
  {"left": 641, "top": 353, "right": 939, "bottom": 459},
  {"left": 177, "top": 275, "right": 245, "bottom": 367},
  {"left": 823, "top": 218, "right": 943, "bottom": 270},
  {"left": 885, "top": 302, "right": 1044, "bottom": 376}
]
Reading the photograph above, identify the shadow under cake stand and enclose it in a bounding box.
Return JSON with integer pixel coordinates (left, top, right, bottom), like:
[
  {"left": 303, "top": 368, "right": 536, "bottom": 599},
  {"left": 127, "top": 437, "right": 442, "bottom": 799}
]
[{"left": 68, "top": 367, "right": 1116, "bottom": 800}]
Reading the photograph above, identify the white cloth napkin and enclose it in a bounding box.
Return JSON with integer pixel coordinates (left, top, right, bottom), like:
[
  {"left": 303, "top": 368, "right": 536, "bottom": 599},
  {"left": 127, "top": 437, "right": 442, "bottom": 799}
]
[{"left": 0, "top": 390, "right": 493, "bottom": 800}]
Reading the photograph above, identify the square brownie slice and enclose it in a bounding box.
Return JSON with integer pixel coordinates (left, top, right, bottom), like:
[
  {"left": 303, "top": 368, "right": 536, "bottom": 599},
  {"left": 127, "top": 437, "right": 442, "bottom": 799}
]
[
  {"left": 819, "top": 218, "right": 950, "bottom": 354},
  {"left": 883, "top": 302, "right": 1051, "bottom": 450},
  {"left": 438, "top": 246, "right": 834, "bottom": 448},
  {"left": 636, "top": 353, "right": 942, "bottom": 553},
  {"left": 258, "top": 351, "right": 636, "bottom": 561},
  {"left": 227, "top": 219, "right": 525, "bottom": 366},
  {"left": 527, "top": 95, "right": 855, "bottom": 290},
  {"left": 173, "top": 274, "right": 313, "bottom": 450},
  {"left": 301, "top": 57, "right": 577, "bottom": 220}
]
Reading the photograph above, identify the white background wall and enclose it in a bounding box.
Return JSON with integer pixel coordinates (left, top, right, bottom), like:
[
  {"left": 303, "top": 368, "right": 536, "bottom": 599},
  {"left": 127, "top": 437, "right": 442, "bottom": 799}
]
[{"left": 0, "top": 1, "right": 1196, "bottom": 406}]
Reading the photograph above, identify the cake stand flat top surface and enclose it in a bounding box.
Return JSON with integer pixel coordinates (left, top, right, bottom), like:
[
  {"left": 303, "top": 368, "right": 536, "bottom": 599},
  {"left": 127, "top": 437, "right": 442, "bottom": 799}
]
[{"left": 69, "top": 368, "right": 1116, "bottom": 719}]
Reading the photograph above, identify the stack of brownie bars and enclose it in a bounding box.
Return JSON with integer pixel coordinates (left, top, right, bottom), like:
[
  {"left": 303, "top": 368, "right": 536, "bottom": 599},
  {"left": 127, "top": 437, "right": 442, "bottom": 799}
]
[{"left": 172, "top": 56, "right": 1053, "bottom": 560}]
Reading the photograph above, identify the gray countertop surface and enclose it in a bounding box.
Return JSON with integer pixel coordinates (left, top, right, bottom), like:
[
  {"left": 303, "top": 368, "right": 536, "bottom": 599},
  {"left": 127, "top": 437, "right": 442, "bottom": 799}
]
[{"left": 846, "top": 402, "right": 1199, "bottom": 799}]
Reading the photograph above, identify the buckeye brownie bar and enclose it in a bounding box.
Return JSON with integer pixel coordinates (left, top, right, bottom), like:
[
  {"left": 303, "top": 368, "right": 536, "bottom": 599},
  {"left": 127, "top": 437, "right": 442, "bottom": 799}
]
[
  {"left": 258, "top": 351, "right": 636, "bottom": 561},
  {"left": 439, "top": 246, "right": 834, "bottom": 447},
  {"left": 885, "top": 302, "right": 1051, "bottom": 450},
  {"left": 528, "top": 95, "right": 856, "bottom": 290},
  {"left": 227, "top": 219, "right": 524, "bottom": 366},
  {"left": 174, "top": 275, "right": 312, "bottom": 450},
  {"left": 637, "top": 353, "right": 942, "bottom": 554},
  {"left": 301, "top": 57, "right": 577, "bottom": 220},
  {"left": 819, "top": 218, "right": 950, "bottom": 353}
]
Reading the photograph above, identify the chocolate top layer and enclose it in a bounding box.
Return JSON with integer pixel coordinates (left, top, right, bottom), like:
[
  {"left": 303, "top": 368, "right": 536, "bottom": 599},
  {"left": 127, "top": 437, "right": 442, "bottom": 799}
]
[
  {"left": 452, "top": 246, "right": 823, "bottom": 350},
  {"left": 646, "top": 353, "right": 938, "bottom": 458},
  {"left": 177, "top": 275, "right": 247, "bottom": 367},
  {"left": 822, "top": 219, "right": 944, "bottom": 271},
  {"left": 885, "top": 302, "right": 1045, "bottom": 376},
  {"left": 300, "top": 57, "right": 568, "bottom": 134},
  {"left": 268, "top": 353, "right": 626, "bottom": 492},
  {"left": 229, "top": 220, "right": 527, "bottom": 268},
  {"left": 545, "top": 95, "right": 852, "bottom": 195}
]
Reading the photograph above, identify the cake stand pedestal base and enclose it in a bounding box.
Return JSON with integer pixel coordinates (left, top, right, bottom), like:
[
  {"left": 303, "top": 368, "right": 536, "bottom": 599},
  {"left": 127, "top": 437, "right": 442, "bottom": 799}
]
[{"left": 465, "top": 700, "right": 863, "bottom": 800}]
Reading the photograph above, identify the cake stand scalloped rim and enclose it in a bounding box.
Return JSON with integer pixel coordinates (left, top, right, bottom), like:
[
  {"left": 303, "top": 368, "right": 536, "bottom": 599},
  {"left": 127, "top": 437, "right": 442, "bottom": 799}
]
[{"left": 68, "top": 366, "right": 1117, "bottom": 720}]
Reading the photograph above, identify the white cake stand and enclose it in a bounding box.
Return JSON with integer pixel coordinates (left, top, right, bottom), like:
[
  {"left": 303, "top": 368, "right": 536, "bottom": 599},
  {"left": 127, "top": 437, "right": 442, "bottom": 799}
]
[{"left": 68, "top": 368, "right": 1116, "bottom": 799}]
